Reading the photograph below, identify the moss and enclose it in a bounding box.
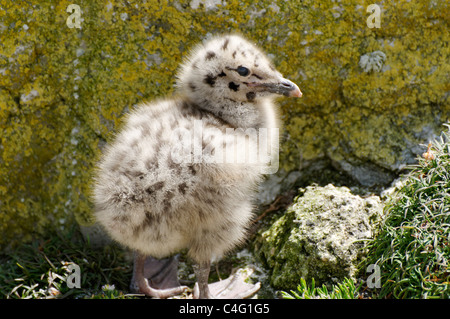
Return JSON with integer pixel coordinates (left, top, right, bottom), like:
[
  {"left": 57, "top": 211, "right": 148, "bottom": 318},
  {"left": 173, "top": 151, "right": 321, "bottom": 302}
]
[
  {"left": 0, "top": 0, "right": 448, "bottom": 248},
  {"left": 255, "top": 184, "right": 382, "bottom": 289}
]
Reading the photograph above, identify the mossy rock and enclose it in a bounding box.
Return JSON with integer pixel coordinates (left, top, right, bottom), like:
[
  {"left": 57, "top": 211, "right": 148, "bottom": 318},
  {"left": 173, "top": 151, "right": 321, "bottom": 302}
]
[
  {"left": 0, "top": 0, "right": 448, "bottom": 249},
  {"left": 254, "top": 184, "right": 383, "bottom": 290}
]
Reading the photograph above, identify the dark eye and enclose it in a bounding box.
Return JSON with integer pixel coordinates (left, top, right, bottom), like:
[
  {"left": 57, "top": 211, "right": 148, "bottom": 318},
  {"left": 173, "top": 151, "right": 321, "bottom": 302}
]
[{"left": 237, "top": 66, "right": 250, "bottom": 77}]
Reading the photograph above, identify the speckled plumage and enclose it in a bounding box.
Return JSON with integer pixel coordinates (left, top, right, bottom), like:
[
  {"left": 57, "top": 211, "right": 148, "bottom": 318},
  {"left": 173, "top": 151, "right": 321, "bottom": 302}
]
[
  {"left": 93, "top": 34, "right": 301, "bottom": 298},
  {"left": 94, "top": 99, "right": 262, "bottom": 263}
]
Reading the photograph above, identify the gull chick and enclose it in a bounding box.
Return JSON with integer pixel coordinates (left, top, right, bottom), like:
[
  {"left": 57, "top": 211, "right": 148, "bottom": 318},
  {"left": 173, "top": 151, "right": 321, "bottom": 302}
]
[{"left": 93, "top": 34, "right": 302, "bottom": 299}]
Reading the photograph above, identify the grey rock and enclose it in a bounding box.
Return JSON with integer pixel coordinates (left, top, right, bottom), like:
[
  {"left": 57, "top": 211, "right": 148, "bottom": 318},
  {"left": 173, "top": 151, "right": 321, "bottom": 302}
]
[{"left": 254, "top": 184, "right": 383, "bottom": 289}]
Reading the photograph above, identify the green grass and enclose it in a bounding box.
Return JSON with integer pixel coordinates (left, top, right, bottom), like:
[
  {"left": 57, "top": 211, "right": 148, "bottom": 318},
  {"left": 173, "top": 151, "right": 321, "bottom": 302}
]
[
  {"left": 0, "top": 227, "right": 137, "bottom": 299},
  {"left": 364, "top": 124, "right": 450, "bottom": 298},
  {"left": 281, "top": 277, "right": 362, "bottom": 299},
  {"left": 0, "top": 226, "right": 238, "bottom": 299}
]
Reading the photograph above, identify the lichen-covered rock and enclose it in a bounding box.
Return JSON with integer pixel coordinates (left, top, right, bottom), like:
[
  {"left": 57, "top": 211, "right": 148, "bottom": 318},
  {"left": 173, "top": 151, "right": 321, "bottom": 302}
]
[
  {"left": 276, "top": 1, "right": 449, "bottom": 186},
  {"left": 0, "top": 0, "right": 448, "bottom": 249},
  {"left": 254, "top": 184, "right": 383, "bottom": 289}
]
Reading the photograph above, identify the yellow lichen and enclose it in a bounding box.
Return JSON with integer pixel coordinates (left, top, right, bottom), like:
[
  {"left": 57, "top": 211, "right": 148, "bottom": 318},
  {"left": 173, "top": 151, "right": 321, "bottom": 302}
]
[{"left": 0, "top": 0, "right": 448, "bottom": 248}]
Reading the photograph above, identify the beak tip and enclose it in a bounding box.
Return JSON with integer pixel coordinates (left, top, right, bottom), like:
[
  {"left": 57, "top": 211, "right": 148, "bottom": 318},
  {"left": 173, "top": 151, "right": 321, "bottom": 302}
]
[
  {"left": 281, "top": 78, "right": 302, "bottom": 98},
  {"left": 291, "top": 86, "right": 302, "bottom": 98}
]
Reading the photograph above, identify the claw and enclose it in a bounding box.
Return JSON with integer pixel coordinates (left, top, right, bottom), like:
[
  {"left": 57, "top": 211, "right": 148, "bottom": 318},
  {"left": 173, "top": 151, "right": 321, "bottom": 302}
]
[{"left": 131, "top": 253, "right": 187, "bottom": 298}]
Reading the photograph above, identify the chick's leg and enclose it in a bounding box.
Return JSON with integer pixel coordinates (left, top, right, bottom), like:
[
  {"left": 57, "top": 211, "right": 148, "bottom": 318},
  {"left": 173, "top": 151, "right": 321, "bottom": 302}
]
[
  {"left": 193, "top": 261, "right": 213, "bottom": 299},
  {"left": 130, "top": 252, "right": 187, "bottom": 298}
]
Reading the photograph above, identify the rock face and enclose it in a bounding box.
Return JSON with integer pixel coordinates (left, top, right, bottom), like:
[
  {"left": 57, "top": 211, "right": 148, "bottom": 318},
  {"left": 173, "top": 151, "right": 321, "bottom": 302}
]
[
  {"left": 0, "top": 0, "right": 447, "bottom": 249},
  {"left": 255, "top": 184, "right": 383, "bottom": 289}
]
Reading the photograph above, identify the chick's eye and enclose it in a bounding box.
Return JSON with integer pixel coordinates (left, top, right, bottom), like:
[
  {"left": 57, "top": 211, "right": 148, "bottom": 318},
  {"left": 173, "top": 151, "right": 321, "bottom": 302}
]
[{"left": 237, "top": 66, "right": 250, "bottom": 77}]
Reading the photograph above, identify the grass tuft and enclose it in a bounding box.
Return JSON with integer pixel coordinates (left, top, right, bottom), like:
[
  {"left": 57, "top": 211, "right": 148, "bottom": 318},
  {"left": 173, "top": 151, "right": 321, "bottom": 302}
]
[
  {"left": 281, "top": 277, "right": 362, "bottom": 299},
  {"left": 364, "top": 123, "right": 450, "bottom": 298},
  {"left": 0, "top": 227, "right": 136, "bottom": 299}
]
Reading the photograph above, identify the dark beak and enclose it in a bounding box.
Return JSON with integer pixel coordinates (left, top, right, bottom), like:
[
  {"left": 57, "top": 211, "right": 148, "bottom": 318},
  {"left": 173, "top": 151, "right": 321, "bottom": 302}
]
[{"left": 248, "top": 78, "right": 302, "bottom": 97}]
